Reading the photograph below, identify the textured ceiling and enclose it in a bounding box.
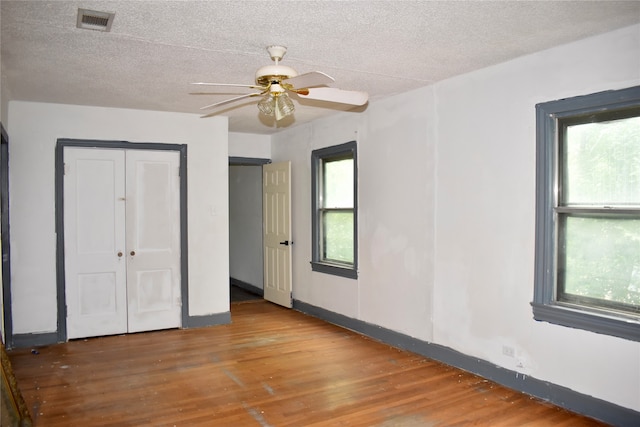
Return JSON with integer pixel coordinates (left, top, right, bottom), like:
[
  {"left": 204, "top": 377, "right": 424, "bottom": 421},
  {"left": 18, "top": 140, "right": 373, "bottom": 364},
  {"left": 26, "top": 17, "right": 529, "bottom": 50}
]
[{"left": 2, "top": 1, "right": 639, "bottom": 134}]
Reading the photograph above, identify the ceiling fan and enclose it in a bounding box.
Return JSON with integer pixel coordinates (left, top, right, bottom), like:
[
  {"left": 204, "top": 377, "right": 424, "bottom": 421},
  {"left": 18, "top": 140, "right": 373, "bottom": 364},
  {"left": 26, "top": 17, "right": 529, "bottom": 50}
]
[{"left": 191, "top": 45, "right": 369, "bottom": 121}]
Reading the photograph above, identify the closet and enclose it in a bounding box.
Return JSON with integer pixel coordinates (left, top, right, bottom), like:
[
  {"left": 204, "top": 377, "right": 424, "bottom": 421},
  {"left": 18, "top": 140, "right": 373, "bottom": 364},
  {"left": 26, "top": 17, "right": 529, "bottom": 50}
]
[{"left": 63, "top": 147, "right": 181, "bottom": 339}]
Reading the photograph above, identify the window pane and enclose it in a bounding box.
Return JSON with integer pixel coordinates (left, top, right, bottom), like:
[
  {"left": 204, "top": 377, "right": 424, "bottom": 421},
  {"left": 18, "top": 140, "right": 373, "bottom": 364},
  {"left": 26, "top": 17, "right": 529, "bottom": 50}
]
[
  {"left": 564, "top": 116, "right": 640, "bottom": 206},
  {"left": 323, "top": 158, "right": 353, "bottom": 208},
  {"left": 561, "top": 216, "right": 640, "bottom": 308},
  {"left": 322, "top": 211, "right": 354, "bottom": 264}
]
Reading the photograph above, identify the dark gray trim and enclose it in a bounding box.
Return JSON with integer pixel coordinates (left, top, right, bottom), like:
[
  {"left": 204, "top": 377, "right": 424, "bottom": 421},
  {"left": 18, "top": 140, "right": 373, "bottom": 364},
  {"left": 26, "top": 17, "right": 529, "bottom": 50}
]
[
  {"left": 55, "top": 140, "right": 66, "bottom": 342},
  {"left": 230, "top": 277, "right": 264, "bottom": 297},
  {"left": 57, "top": 139, "right": 186, "bottom": 152},
  {"left": 55, "top": 139, "right": 189, "bottom": 342},
  {"left": 178, "top": 145, "right": 190, "bottom": 329},
  {"left": 311, "top": 141, "right": 358, "bottom": 279},
  {"left": 293, "top": 300, "right": 639, "bottom": 426},
  {"left": 309, "top": 262, "right": 358, "bottom": 279},
  {"left": 1, "top": 123, "right": 13, "bottom": 348},
  {"left": 534, "top": 86, "right": 640, "bottom": 342},
  {"left": 12, "top": 332, "right": 59, "bottom": 349},
  {"left": 229, "top": 157, "right": 271, "bottom": 165},
  {"left": 183, "top": 311, "right": 231, "bottom": 328}
]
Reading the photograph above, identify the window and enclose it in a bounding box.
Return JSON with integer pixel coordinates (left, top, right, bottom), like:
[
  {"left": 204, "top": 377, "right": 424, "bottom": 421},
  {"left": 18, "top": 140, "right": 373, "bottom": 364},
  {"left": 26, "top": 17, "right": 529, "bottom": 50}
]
[
  {"left": 311, "top": 141, "right": 357, "bottom": 279},
  {"left": 534, "top": 86, "right": 640, "bottom": 341}
]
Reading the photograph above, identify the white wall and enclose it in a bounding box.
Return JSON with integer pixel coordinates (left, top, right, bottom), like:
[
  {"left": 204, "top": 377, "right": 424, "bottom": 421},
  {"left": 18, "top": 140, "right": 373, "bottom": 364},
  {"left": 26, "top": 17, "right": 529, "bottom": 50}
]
[
  {"left": 229, "top": 132, "right": 271, "bottom": 159},
  {"left": 433, "top": 24, "right": 640, "bottom": 412},
  {"left": 227, "top": 132, "right": 270, "bottom": 290},
  {"left": 271, "top": 24, "right": 640, "bottom": 412},
  {"left": 8, "top": 102, "right": 230, "bottom": 334},
  {"left": 229, "top": 165, "right": 263, "bottom": 289},
  {"left": 1, "top": 65, "right": 9, "bottom": 125}
]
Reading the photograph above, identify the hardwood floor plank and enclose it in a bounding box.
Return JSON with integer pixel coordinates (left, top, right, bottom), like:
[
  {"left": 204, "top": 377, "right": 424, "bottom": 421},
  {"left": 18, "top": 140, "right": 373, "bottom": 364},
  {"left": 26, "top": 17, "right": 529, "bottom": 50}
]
[{"left": 8, "top": 301, "right": 609, "bottom": 426}]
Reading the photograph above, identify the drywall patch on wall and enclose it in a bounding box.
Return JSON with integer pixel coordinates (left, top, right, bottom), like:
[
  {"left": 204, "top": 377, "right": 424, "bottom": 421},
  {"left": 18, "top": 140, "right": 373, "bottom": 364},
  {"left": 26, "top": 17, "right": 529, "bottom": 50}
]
[{"left": 357, "top": 86, "right": 435, "bottom": 342}]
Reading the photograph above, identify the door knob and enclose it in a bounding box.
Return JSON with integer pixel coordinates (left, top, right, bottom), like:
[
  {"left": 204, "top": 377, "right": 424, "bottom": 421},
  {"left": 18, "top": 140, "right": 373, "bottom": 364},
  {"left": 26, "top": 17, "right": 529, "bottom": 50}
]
[
  {"left": 130, "top": 251, "right": 136, "bottom": 256},
  {"left": 279, "top": 240, "right": 292, "bottom": 246},
  {"left": 117, "top": 251, "right": 123, "bottom": 257}
]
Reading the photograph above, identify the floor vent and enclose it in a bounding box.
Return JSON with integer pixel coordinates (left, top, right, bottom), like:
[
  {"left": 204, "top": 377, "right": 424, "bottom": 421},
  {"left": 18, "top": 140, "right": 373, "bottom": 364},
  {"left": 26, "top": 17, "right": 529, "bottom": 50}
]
[{"left": 76, "top": 8, "right": 115, "bottom": 32}]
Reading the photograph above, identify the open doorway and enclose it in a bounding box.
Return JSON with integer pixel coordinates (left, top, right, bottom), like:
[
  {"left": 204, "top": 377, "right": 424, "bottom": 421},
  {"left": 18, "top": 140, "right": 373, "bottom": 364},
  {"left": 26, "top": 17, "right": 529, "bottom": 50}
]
[{"left": 228, "top": 158, "right": 269, "bottom": 303}]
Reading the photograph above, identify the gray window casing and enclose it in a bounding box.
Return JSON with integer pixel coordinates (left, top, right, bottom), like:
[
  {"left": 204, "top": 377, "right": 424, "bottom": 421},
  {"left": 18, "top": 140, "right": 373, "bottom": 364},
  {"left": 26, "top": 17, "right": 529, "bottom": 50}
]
[
  {"left": 533, "top": 86, "right": 640, "bottom": 342},
  {"left": 311, "top": 141, "right": 358, "bottom": 279}
]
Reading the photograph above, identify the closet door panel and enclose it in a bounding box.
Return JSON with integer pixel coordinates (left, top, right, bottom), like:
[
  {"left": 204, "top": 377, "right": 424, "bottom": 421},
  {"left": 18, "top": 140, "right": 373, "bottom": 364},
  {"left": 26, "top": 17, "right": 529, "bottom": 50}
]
[
  {"left": 64, "top": 148, "right": 128, "bottom": 339},
  {"left": 125, "top": 150, "right": 181, "bottom": 333}
]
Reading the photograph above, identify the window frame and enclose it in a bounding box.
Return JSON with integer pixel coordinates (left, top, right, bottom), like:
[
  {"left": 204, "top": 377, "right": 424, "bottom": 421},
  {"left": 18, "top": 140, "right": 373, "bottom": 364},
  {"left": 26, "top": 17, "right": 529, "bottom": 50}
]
[
  {"left": 533, "top": 86, "right": 640, "bottom": 342},
  {"left": 311, "top": 141, "right": 358, "bottom": 279}
]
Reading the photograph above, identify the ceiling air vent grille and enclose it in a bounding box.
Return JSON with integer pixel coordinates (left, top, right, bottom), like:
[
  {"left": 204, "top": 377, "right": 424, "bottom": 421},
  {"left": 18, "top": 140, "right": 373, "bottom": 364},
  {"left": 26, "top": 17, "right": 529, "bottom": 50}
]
[{"left": 76, "top": 8, "right": 115, "bottom": 32}]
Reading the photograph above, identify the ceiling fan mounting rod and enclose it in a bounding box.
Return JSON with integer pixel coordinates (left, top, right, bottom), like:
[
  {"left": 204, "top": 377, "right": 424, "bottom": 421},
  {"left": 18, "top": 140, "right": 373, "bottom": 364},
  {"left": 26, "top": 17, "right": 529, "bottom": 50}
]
[{"left": 266, "top": 45, "right": 287, "bottom": 64}]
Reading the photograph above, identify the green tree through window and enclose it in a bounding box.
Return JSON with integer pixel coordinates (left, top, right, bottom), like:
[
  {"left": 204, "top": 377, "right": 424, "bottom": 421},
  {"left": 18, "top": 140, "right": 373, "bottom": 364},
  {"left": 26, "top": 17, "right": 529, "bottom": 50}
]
[
  {"left": 323, "top": 158, "right": 354, "bottom": 263},
  {"left": 560, "top": 116, "right": 640, "bottom": 312}
]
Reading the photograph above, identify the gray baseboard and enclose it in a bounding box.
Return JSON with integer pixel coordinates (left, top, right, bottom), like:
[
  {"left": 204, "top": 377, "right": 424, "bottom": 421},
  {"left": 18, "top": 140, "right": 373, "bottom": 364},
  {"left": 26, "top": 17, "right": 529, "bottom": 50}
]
[
  {"left": 184, "top": 311, "right": 231, "bottom": 329},
  {"left": 230, "top": 277, "right": 263, "bottom": 297},
  {"left": 10, "top": 312, "right": 232, "bottom": 348},
  {"left": 293, "top": 299, "right": 639, "bottom": 427},
  {"left": 11, "top": 332, "right": 60, "bottom": 349}
]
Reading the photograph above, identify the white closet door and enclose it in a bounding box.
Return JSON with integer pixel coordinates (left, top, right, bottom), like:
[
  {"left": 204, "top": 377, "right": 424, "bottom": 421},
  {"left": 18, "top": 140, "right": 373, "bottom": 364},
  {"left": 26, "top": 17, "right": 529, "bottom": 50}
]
[
  {"left": 125, "top": 150, "right": 181, "bottom": 333},
  {"left": 64, "top": 148, "right": 128, "bottom": 339},
  {"left": 263, "top": 161, "right": 292, "bottom": 308},
  {"left": 65, "top": 147, "right": 182, "bottom": 339}
]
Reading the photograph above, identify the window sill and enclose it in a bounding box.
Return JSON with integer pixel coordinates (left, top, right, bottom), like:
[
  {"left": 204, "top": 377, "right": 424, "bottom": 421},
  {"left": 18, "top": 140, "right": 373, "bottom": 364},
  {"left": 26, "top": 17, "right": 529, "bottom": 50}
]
[
  {"left": 531, "top": 301, "right": 640, "bottom": 342},
  {"left": 310, "top": 261, "right": 358, "bottom": 279}
]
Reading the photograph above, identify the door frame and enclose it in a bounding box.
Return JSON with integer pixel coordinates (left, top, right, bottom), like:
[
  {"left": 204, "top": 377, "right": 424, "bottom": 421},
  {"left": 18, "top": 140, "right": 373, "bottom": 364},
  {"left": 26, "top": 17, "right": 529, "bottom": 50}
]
[
  {"left": 228, "top": 157, "right": 270, "bottom": 303},
  {"left": 1, "top": 123, "right": 13, "bottom": 347},
  {"left": 55, "top": 139, "right": 188, "bottom": 342}
]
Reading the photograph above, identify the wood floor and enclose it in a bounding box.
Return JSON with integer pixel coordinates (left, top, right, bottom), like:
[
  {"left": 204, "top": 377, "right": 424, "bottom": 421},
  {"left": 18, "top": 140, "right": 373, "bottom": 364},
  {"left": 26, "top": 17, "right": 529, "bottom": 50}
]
[{"left": 8, "top": 300, "right": 607, "bottom": 426}]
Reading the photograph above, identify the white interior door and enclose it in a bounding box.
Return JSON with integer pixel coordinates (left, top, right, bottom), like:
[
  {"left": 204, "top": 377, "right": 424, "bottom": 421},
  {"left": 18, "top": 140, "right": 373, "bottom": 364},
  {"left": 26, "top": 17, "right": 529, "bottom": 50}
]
[
  {"left": 263, "top": 161, "right": 292, "bottom": 307},
  {"left": 64, "top": 147, "right": 181, "bottom": 339},
  {"left": 64, "top": 148, "right": 128, "bottom": 339},
  {"left": 125, "top": 150, "right": 181, "bottom": 333}
]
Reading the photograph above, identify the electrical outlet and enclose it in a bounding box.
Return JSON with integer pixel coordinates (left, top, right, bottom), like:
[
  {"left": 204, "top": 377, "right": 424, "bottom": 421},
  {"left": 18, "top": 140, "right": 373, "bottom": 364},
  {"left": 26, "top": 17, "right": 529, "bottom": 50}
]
[{"left": 502, "top": 345, "right": 515, "bottom": 358}]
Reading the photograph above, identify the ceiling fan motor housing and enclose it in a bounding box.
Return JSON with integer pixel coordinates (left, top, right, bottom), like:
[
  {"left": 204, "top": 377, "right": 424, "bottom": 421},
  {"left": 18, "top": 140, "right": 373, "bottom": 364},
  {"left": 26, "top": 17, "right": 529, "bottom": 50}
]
[
  {"left": 255, "top": 45, "right": 297, "bottom": 87},
  {"left": 255, "top": 65, "right": 298, "bottom": 87}
]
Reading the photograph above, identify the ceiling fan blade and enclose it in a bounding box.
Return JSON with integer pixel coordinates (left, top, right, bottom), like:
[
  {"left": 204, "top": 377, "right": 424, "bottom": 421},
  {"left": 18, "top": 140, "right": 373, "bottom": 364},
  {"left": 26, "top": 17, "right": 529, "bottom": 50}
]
[
  {"left": 298, "top": 87, "right": 368, "bottom": 106},
  {"left": 190, "top": 92, "right": 259, "bottom": 95},
  {"left": 199, "top": 92, "right": 262, "bottom": 111},
  {"left": 192, "top": 82, "right": 266, "bottom": 90},
  {"left": 283, "top": 71, "right": 334, "bottom": 89}
]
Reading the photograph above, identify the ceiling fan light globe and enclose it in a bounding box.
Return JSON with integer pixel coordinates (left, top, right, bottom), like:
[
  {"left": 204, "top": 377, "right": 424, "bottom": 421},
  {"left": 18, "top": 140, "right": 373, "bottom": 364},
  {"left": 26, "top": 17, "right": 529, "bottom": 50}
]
[
  {"left": 276, "top": 94, "right": 295, "bottom": 118},
  {"left": 257, "top": 96, "right": 276, "bottom": 116}
]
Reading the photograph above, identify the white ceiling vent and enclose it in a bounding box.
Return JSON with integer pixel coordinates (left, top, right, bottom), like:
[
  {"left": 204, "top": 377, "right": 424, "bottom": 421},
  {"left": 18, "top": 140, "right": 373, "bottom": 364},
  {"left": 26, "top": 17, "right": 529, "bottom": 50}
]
[{"left": 76, "top": 8, "right": 115, "bottom": 32}]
